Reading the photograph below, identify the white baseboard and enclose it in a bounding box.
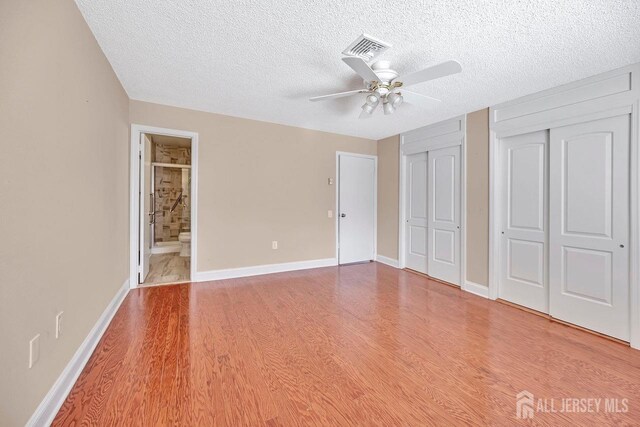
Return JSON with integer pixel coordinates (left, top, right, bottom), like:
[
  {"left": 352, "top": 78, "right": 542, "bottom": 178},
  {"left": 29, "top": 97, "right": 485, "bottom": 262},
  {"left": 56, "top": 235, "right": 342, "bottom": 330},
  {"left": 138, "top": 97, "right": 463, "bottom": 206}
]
[
  {"left": 463, "top": 280, "right": 490, "bottom": 299},
  {"left": 375, "top": 255, "right": 399, "bottom": 268},
  {"left": 27, "top": 279, "right": 130, "bottom": 427},
  {"left": 194, "top": 258, "right": 338, "bottom": 282}
]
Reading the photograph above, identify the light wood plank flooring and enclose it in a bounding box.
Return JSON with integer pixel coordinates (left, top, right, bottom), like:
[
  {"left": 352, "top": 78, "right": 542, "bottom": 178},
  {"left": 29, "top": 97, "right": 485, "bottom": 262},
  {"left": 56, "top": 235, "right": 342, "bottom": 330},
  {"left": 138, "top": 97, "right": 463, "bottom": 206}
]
[
  {"left": 54, "top": 263, "right": 640, "bottom": 425},
  {"left": 142, "top": 252, "right": 190, "bottom": 286}
]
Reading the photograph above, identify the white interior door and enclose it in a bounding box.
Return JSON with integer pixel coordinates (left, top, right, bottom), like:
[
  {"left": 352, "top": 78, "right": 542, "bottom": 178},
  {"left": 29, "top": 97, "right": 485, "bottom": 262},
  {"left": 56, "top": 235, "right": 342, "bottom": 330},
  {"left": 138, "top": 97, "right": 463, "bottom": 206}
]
[
  {"left": 549, "top": 115, "right": 630, "bottom": 340},
  {"left": 404, "top": 152, "right": 428, "bottom": 273},
  {"left": 499, "top": 131, "right": 549, "bottom": 312},
  {"left": 139, "top": 134, "right": 152, "bottom": 283},
  {"left": 427, "top": 145, "right": 461, "bottom": 285},
  {"left": 338, "top": 154, "right": 375, "bottom": 264}
]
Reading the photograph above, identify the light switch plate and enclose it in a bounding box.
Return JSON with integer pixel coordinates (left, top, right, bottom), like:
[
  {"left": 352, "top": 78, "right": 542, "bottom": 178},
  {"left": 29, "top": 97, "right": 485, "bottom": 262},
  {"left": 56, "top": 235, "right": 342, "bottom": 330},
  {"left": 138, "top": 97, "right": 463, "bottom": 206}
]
[
  {"left": 272, "top": 241, "right": 278, "bottom": 250},
  {"left": 29, "top": 334, "right": 40, "bottom": 368},
  {"left": 56, "top": 311, "right": 63, "bottom": 339}
]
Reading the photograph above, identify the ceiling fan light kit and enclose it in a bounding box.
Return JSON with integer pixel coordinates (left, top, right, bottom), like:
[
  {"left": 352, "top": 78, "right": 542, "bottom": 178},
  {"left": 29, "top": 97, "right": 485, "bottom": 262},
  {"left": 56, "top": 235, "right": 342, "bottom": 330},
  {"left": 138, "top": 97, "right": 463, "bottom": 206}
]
[
  {"left": 365, "top": 93, "right": 380, "bottom": 106},
  {"left": 310, "top": 34, "right": 462, "bottom": 118},
  {"left": 383, "top": 101, "right": 395, "bottom": 115},
  {"left": 361, "top": 103, "right": 376, "bottom": 115},
  {"left": 387, "top": 91, "right": 403, "bottom": 108}
]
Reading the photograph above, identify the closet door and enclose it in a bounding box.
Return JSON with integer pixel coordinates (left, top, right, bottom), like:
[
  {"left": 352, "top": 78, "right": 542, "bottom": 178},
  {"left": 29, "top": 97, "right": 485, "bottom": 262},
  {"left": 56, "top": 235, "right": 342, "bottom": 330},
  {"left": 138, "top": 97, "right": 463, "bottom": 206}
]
[
  {"left": 499, "top": 131, "right": 548, "bottom": 312},
  {"left": 404, "top": 152, "right": 428, "bottom": 273},
  {"left": 427, "top": 145, "right": 461, "bottom": 285},
  {"left": 549, "top": 115, "right": 630, "bottom": 340}
]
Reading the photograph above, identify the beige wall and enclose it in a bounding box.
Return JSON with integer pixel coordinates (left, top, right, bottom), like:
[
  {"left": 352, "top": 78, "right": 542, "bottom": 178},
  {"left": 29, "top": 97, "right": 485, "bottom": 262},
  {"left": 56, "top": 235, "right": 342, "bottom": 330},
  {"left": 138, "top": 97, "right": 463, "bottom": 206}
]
[
  {"left": 376, "top": 135, "right": 400, "bottom": 260},
  {"left": 0, "top": 2, "right": 487, "bottom": 422},
  {"left": 0, "top": 0, "right": 129, "bottom": 425},
  {"left": 130, "top": 101, "right": 377, "bottom": 271},
  {"left": 466, "top": 109, "right": 490, "bottom": 286}
]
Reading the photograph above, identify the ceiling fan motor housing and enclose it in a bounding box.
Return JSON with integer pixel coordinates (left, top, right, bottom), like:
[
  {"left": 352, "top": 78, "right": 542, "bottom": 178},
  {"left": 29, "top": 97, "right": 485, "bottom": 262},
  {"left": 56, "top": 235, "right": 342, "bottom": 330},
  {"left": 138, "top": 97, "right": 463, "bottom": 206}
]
[{"left": 369, "top": 60, "right": 399, "bottom": 84}]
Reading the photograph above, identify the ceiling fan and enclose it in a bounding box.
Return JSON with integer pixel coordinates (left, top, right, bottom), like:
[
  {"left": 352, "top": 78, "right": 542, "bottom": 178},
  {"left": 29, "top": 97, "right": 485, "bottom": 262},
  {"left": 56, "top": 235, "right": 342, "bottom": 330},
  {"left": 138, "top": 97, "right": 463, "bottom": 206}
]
[{"left": 310, "top": 56, "right": 462, "bottom": 118}]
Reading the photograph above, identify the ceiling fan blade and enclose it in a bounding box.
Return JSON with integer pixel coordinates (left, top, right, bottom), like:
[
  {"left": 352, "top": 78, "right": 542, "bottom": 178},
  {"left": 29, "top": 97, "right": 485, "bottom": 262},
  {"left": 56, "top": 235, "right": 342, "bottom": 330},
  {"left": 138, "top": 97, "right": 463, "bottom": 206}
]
[
  {"left": 399, "top": 60, "right": 462, "bottom": 87},
  {"left": 342, "top": 56, "right": 380, "bottom": 82},
  {"left": 401, "top": 90, "right": 441, "bottom": 105},
  {"left": 309, "top": 89, "right": 368, "bottom": 102}
]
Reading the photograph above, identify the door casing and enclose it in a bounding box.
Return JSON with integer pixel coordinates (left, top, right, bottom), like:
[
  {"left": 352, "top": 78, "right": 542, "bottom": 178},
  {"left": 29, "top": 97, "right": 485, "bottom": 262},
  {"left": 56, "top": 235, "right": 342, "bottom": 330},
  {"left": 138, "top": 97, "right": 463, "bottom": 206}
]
[{"left": 129, "top": 124, "right": 199, "bottom": 289}]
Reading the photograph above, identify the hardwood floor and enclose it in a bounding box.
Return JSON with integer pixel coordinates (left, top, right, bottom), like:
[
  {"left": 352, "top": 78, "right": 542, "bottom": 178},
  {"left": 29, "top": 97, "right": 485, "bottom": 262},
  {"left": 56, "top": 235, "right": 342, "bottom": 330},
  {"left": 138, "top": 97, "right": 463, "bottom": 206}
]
[
  {"left": 54, "top": 263, "right": 640, "bottom": 426},
  {"left": 143, "top": 252, "right": 190, "bottom": 286}
]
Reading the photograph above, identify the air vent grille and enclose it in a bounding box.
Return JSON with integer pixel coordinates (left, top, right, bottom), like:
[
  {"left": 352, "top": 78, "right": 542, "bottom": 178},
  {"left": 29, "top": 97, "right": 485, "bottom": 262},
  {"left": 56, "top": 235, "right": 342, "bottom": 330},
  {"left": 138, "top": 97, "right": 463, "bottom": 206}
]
[{"left": 342, "top": 34, "right": 391, "bottom": 62}]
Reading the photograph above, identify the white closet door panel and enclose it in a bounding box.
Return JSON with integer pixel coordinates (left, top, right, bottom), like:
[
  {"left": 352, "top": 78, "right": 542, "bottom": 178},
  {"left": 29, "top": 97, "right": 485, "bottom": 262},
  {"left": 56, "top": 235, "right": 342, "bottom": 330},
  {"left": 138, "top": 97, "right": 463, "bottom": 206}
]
[
  {"left": 427, "top": 146, "right": 460, "bottom": 285},
  {"left": 499, "top": 131, "right": 549, "bottom": 312},
  {"left": 549, "top": 114, "right": 630, "bottom": 340},
  {"left": 405, "top": 152, "right": 428, "bottom": 273}
]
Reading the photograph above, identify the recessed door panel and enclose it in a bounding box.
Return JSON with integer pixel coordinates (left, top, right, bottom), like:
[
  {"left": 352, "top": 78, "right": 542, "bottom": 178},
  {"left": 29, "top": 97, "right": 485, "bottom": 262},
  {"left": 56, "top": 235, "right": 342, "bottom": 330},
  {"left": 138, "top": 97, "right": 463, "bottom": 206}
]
[
  {"left": 562, "top": 247, "right": 612, "bottom": 304},
  {"left": 405, "top": 152, "right": 428, "bottom": 273},
  {"left": 549, "top": 115, "right": 629, "bottom": 340},
  {"left": 433, "top": 229, "right": 455, "bottom": 264},
  {"left": 508, "top": 239, "right": 544, "bottom": 287},
  {"left": 433, "top": 155, "right": 455, "bottom": 223},
  {"left": 427, "top": 145, "right": 460, "bottom": 285},
  {"left": 499, "top": 130, "right": 549, "bottom": 312},
  {"left": 509, "top": 144, "right": 545, "bottom": 231},
  {"left": 410, "top": 226, "right": 427, "bottom": 256},
  {"left": 564, "top": 133, "right": 613, "bottom": 238}
]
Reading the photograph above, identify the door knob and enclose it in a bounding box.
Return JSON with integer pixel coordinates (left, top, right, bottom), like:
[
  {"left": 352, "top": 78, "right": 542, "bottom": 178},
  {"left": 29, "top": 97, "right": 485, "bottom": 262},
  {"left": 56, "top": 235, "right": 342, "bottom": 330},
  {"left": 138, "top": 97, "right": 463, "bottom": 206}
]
[{"left": 341, "top": 213, "right": 346, "bottom": 218}]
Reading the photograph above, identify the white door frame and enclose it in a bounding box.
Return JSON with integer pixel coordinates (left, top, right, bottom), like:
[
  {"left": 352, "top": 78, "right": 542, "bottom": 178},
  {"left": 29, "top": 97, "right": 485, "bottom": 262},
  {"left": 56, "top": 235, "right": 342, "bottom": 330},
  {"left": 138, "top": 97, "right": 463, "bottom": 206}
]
[
  {"left": 488, "top": 63, "right": 640, "bottom": 348},
  {"left": 398, "top": 115, "right": 467, "bottom": 288},
  {"left": 335, "top": 152, "right": 377, "bottom": 263},
  {"left": 129, "top": 124, "right": 199, "bottom": 288}
]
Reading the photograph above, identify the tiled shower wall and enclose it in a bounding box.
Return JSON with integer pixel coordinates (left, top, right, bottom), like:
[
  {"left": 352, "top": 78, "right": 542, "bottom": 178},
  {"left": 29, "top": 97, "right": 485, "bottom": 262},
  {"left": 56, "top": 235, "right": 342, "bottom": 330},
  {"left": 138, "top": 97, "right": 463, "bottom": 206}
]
[{"left": 154, "top": 144, "right": 191, "bottom": 243}]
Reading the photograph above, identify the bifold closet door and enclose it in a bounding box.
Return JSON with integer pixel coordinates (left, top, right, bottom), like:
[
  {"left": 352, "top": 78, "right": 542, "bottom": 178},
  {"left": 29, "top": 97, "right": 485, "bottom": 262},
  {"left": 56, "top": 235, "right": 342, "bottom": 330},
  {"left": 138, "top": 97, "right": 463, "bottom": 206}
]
[
  {"left": 499, "top": 131, "right": 549, "bottom": 312},
  {"left": 427, "top": 145, "right": 461, "bottom": 285},
  {"left": 549, "top": 114, "right": 630, "bottom": 341},
  {"left": 404, "top": 152, "right": 428, "bottom": 273}
]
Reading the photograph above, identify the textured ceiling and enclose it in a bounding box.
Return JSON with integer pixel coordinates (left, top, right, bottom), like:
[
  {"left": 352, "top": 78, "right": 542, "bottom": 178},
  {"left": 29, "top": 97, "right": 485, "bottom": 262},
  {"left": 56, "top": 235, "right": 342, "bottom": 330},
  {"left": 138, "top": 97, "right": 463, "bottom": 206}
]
[{"left": 75, "top": 0, "right": 640, "bottom": 140}]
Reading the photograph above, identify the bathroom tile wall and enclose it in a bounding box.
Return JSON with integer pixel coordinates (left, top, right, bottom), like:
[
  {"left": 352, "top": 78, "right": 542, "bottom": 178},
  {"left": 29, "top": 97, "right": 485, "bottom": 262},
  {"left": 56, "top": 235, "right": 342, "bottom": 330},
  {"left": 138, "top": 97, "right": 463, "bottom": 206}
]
[
  {"left": 155, "top": 143, "right": 191, "bottom": 165},
  {"left": 153, "top": 144, "right": 191, "bottom": 243}
]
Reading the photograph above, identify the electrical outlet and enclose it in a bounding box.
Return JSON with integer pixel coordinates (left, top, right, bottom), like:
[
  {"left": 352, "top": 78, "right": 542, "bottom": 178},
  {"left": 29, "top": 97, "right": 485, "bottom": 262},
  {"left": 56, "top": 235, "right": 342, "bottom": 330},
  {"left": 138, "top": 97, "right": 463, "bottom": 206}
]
[
  {"left": 272, "top": 241, "right": 278, "bottom": 250},
  {"left": 29, "top": 334, "right": 40, "bottom": 368},
  {"left": 56, "top": 311, "right": 64, "bottom": 339},
  {"left": 328, "top": 210, "right": 333, "bottom": 218}
]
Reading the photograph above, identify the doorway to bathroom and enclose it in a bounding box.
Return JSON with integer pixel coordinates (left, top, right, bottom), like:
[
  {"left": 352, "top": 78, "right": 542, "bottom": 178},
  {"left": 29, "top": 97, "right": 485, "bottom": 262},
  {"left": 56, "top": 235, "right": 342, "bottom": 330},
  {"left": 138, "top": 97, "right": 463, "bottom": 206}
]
[{"left": 129, "top": 125, "right": 198, "bottom": 288}]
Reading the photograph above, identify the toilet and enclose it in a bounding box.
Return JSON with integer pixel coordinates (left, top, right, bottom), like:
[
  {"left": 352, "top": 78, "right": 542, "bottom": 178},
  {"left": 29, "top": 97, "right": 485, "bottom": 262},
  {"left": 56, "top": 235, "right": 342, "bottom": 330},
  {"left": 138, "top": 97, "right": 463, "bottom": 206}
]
[{"left": 178, "top": 232, "right": 191, "bottom": 257}]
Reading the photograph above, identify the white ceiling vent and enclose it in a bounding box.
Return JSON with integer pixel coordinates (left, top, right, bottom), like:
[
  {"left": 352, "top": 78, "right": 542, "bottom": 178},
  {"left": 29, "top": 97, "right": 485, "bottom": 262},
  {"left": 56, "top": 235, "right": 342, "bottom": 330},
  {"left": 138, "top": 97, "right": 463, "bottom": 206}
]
[{"left": 342, "top": 34, "right": 391, "bottom": 62}]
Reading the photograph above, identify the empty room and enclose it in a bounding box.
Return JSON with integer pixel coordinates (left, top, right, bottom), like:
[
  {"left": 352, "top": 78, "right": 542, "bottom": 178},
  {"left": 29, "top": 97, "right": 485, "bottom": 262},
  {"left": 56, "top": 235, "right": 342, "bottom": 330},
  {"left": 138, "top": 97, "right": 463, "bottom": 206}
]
[{"left": 2, "top": 0, "right": 640, "bottom": 425}]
